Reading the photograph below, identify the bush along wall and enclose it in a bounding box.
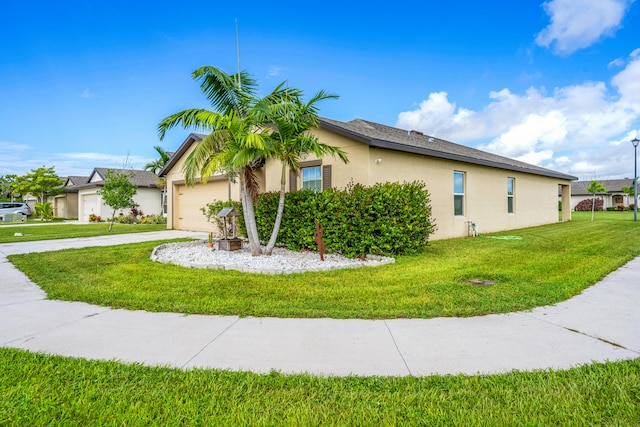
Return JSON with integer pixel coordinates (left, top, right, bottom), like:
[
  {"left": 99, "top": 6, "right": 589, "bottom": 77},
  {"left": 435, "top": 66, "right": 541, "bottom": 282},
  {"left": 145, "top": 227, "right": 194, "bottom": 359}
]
[
  {"left": 255, "top": 181, "right": 436, "bottom": 257},
  {"left": 574, "top": 198, "right": 604, "bottom": 211}
]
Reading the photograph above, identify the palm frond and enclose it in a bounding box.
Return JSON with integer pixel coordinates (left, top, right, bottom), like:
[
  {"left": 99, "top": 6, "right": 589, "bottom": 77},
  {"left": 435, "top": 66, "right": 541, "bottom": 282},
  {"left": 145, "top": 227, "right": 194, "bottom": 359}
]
[
  {"left": 182, "top": 130, "right": 231, "bottom": 184},
  {"left": 157, "top": 109, "right": 221, "bottom": 140},
  {"left": 153, "top": 146, "right": 171, "bottom": 162},
  {"left": 192, "top": 66, "right": 257, "bottom": 116}
]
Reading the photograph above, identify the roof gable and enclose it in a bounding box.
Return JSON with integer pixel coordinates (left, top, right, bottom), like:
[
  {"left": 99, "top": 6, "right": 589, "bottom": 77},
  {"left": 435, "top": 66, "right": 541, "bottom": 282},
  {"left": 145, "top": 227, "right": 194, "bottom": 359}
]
[
  {"left": 158, "top": 133, "right": 205, "bottom": 176},
  {"left": 62, "top": 176, "right": 89, "bottom": 193},
  {"left": 64, "top": 176, "right": 89, "bottom": 187},
  {"left": 89, "top": 170, "right": 105, "bottom": 183}
]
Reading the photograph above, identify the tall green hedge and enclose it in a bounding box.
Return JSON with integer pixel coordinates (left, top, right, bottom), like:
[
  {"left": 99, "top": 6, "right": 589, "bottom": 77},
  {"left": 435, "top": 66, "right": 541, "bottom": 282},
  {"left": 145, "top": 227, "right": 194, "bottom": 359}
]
[{"left": 255, "top": 181, "right": 435, "bottom": 257}]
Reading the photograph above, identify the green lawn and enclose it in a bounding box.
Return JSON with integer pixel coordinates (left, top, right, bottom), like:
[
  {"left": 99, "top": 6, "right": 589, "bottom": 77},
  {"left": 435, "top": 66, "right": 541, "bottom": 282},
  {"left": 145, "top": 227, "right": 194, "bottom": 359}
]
[
  {"left": 1, "top": 348, "right": 638, "bottom": 426},
  {"left": 0, "top": 223, "right": 168, "bottom": 243},
  {"left": 8, "top": 211, "right": 640, "bottom": 319},
  {"left": 0, "top": 216, "right": 66, "bottom": 225},
  {"left": 3, "top": 212, "right": 640, "bottom": 424}
]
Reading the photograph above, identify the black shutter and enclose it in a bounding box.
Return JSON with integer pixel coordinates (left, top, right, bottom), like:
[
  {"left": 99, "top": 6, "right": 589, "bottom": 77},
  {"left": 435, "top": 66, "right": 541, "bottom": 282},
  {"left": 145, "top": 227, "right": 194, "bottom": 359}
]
[
  {"left": 289, "top": 169, "right": 297, "bottom": 191},
  {"left": 322, "top": 165, "right": 332, "bottom": 191}
]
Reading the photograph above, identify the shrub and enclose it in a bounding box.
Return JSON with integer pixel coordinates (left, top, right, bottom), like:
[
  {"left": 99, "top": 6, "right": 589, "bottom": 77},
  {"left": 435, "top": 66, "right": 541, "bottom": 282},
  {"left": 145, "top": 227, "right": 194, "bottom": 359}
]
[
  {"left": 255, "top": 181, "right": 436, "bottom": 257},
  {"left": 574, "top": 198, "right": 603, "bottom": 211},
  {"left": 88, "top": 214, "right": 102, "bottom": 222},
  {"left": 34, "top": 202, "right": 53, "bottom": 221},
  {"left": 130, "top": 206, "right": 143, "bottom": 218},
  {"left": 114, "top": 214, "right": 139, "bottom": 224},
  {"left": 201, "top": 200, "right": 245, "bottom": 237},
  {"left": 140, "top": 214, "right": 167, "bottom": 224}
]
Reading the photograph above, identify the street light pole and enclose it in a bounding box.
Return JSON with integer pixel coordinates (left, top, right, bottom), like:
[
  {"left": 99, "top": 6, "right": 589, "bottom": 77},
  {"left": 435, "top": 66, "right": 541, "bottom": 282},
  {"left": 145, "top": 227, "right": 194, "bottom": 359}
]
[{"left": 633, "top": 138, "right": 639, "bottom": 222}]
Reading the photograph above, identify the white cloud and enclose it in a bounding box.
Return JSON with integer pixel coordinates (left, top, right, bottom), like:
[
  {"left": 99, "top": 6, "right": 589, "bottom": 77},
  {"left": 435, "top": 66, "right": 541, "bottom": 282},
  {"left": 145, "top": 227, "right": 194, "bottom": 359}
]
[
  {"left": 80, "top": 88, "right": 96, "bottom": 98},
  {"left": 0, "top": 141, "right": 31, "bottom": 152},
  {"left": 609, "top": 58, "right": 626, "bottom": 68},
  {"left": 0, "top": 146, "right": 155, "bottom": 177},
  {"left": 54, "top": 152, "right": 154, "bottom": 172},
  {"left": 481, "top": 111, "right": 568, "bottom": 159},
  {"left": 395, "top": 51, "right": 640, "bottom": 179},
  {"left": 266, "top": 66, "right": 283, "bottom": 78},
  {"left": 535, "top": 0, "right": 631, "bottom": 55},
  {"left": 611, "top": 55, "right": 640, "bottom": 108}
]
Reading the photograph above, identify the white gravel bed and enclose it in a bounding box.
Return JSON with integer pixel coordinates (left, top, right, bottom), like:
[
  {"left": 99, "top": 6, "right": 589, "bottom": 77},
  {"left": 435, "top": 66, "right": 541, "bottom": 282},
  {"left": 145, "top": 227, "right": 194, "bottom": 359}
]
[{"left": 151, "top": 240, "right": 395, "bottom": 274}]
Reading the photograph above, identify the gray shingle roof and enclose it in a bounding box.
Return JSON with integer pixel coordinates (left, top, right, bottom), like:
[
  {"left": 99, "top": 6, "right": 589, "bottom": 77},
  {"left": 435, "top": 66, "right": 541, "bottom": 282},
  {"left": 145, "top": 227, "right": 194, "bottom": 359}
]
[
  {"left": 319, "top": 118, "right": 577, "bottom": 181},
  {"left": 62, "top": 176, "right": 89, "bottom": 193},
  {"left": 66, "top": 176, "right": 89, "bottom": 186},
  {"left": 571, "top": 179, "right": 634, "bottom": 195},
  {"left": 74, "top": 168, "right": 160, "bottom": 189}
]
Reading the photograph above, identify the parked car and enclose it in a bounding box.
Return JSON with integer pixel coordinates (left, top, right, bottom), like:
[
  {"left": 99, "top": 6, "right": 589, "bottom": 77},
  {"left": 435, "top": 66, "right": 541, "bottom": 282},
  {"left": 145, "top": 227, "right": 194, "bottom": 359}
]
[{"left": 0, "top": 202, "right": 32, "bottom": 220}]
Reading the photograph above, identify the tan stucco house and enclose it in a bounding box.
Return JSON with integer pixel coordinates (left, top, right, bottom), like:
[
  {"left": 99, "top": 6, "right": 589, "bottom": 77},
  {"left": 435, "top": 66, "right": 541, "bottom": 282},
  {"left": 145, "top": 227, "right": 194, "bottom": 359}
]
[
  {"left": 52, "top": 175, "right": 88, "bottom": 219},
  {"left": 570, "top": 179, "right": 634, "bottom": 210},
  {"left": 76, "top": 168, "right": 163, "bottom": 222},
  {"left": 160, "top": 117, "right": 577, "bottom": 240}
]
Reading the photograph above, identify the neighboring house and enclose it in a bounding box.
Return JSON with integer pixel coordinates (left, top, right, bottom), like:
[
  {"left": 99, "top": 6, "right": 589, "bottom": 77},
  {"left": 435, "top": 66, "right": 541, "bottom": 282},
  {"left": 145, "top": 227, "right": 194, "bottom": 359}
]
[
  {"left": 570, "top": 179, "right": 635, "bottom": 210},
  {"left": 160, "top": 117, "right": 577, "bottom": 240},
  {"left": 75, "top": 168, "right": 162, "bottom": 222},
  {"left": 52, "top": 175, "right": 89, "bottom": 219}
]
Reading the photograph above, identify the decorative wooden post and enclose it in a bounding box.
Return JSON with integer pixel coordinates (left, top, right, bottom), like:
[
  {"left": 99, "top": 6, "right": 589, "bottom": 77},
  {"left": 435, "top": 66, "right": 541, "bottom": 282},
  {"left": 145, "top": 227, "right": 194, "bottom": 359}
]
[{"left": 314, "top": 219, "right": 325, "bottom": 261}]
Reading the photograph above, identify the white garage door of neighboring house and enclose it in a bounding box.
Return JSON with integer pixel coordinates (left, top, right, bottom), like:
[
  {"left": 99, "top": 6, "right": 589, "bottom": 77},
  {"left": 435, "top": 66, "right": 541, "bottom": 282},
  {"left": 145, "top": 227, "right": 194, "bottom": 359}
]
[
  {"left": 175, "top": 181, "right": 228, "bottom": 232},
  {"left": 81, "top": 193, "right": 98, "bottom": 222}
]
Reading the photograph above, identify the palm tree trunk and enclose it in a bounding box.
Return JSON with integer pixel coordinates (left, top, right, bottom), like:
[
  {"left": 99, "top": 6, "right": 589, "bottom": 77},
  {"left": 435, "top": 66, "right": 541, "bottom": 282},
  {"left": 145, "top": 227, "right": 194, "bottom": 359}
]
[
  {"left": 239, "top": 173, "right": 262, "bottom": 256},
  {"left": 264, "top": 166, "right": 287, "bottom": 255}
]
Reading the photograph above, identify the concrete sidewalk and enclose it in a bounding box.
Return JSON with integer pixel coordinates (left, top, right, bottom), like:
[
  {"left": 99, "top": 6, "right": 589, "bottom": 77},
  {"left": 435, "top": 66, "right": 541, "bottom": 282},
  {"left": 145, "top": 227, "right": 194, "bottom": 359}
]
[{"left": 1, "top": 230, "right": 639, "bottom": 376}]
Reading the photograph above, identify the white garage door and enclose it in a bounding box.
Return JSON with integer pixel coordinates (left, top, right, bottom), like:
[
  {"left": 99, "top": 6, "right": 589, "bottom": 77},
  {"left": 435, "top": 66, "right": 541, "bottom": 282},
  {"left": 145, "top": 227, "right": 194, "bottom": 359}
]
[
  {"left": 81, "top": 193, "right": 98, "bottom": 222},
  {"left": 174, "top": 181, "right": 229, "bottom": 231}
]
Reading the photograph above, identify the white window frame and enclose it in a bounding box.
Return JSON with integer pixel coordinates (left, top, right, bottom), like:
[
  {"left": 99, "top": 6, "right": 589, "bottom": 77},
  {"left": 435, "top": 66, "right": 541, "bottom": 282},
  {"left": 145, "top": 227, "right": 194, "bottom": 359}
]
[
  {"left": 507, "top": 177, "right": 515, "bottom": 214},
  {"left": 454, "top": 171, "right": 465, "bottom": 216}
]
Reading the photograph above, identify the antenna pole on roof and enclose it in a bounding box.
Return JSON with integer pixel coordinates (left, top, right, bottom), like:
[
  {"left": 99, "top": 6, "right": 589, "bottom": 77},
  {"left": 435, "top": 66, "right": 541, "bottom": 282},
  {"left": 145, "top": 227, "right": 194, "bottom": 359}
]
[{"left": 235, "top": 18, "right": 241, "bottom": 89}]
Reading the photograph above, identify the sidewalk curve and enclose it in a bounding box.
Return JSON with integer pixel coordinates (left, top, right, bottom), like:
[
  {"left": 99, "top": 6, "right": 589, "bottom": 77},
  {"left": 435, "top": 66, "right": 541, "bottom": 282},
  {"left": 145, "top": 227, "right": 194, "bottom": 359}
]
[{"left": 1, "top": 230, "right": 639, "bottom": 377}]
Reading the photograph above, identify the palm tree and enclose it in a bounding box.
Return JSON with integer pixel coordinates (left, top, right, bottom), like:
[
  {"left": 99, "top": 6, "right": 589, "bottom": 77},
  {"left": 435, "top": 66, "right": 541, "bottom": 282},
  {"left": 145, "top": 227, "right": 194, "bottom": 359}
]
[
  {"left": 622, "top": 182, "right": 635, "bottom": 202},
  {"left": 145, "top": 146, "right": 172, "bottom": 216},
  {"left": 262, "top": 90, "right": 349, "bottom": 255},
  {"left": 144, "top": 146, "right": 171, "bottom": 174},
  {"left": 587, "top": 179, "right": 607, "bottom": 221},
  {"left": 157, "top": 66, "right": 291, "bottom": 256}
]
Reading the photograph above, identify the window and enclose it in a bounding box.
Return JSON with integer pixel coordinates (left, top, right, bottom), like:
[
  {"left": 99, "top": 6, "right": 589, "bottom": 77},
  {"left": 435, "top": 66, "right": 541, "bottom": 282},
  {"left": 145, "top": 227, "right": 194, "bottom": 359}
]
[
  {"left": 507, "top": 177, "right": 515, "bottom": 214},
  {"left": 302, "top": 166, "right": 321, "bottom": 192},
  {"left": 454, "top": 171, "right": 465, "bottom": 216},
  {"left": 291, "top": 161, "right": 332, "bottom": 192}
]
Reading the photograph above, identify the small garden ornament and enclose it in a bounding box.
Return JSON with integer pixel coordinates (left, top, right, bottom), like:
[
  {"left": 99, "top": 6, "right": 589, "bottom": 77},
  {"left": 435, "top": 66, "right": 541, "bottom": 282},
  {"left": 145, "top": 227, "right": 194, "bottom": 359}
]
[{"left": 314, "top": 219, "right": 325, "bottom": 261}]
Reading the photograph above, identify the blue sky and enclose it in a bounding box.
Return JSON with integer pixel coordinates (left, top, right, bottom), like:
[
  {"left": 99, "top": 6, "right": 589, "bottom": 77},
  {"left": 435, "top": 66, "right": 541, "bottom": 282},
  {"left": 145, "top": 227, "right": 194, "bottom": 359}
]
[{"left": 1, "top": 0, "right": 639, "bottom": 180}]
